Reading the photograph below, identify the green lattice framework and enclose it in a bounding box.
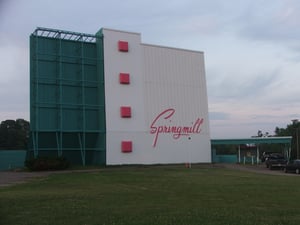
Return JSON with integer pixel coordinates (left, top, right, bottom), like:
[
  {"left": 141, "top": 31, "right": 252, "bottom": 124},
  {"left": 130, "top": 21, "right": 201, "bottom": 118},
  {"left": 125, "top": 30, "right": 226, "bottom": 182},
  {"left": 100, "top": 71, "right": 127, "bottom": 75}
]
[{"left": 30, "top": 27, "right": 106, "bottom": 165}]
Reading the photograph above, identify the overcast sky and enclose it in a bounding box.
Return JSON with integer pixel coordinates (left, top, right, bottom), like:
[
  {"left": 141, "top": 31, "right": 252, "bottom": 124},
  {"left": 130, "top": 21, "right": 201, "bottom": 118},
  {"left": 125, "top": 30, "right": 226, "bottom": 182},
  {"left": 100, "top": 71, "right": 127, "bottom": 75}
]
[{"left": 1, "top": 0, "right": 300, "bottom": 138}]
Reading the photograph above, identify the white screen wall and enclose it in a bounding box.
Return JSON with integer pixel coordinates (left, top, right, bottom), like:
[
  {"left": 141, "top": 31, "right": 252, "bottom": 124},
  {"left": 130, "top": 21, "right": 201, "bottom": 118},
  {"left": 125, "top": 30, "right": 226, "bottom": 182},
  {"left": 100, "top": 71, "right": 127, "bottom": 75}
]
[{"left": 102, "top": 28, "right": 211, "bottom": 165}]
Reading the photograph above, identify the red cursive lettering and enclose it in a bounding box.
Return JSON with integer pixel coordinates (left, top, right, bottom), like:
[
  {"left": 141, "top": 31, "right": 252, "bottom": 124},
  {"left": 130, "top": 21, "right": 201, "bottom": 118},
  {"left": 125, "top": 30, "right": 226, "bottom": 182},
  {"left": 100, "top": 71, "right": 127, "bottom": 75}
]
[{"left": 150, "top": 108, "right": 204, "bottom": 147}]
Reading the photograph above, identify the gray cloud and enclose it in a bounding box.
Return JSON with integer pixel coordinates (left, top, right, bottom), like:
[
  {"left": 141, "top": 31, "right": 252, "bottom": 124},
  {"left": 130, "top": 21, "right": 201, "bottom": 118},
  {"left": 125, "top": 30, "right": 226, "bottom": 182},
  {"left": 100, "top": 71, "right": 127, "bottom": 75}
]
[
  {"left": 1, "top": 0, "right": 300, "bottom": 137},
  {"left": 207, "top": 68, "right": 280, "bottom": 103},
  {"left": 236, "top": 0, "right": 300, "bottom": 43},
  {"left": 209, "top": 112, "right": 231, "bottom": 120}
]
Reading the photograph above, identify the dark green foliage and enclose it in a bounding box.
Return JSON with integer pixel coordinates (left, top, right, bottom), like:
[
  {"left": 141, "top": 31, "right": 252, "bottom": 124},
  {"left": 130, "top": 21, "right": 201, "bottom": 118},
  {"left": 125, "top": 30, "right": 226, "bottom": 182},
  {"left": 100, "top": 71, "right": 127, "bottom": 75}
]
[
  {"left": 0, "top": 119, "right": 30, "bottom": 150},
  {"left": 25, "top": 157, "right": 69, "bottom": 171},
  {"left": 275, "top": 120, "right": 300, "bottom": 159}
]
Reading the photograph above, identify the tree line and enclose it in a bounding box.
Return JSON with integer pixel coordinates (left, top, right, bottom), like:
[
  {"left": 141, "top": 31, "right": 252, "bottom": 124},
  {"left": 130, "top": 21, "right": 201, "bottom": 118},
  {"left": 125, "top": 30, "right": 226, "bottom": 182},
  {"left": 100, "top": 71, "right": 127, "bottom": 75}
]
[
  {"left": 255, "top": 120, "right": 300, "bottom": 159},
  {"left": 0, "top": 119, "right": 30, "bottom": 150},
  {"left": 274, "top": 119, "right": 300, "bottom": 159}
]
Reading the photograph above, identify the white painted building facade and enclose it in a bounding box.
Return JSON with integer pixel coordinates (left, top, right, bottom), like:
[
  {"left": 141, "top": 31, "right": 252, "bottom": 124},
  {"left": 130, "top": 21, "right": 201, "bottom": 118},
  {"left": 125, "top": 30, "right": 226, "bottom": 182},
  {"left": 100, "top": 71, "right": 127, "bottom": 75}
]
[{"left": 101, "top": 28, "right": 211, "bottom": 165}]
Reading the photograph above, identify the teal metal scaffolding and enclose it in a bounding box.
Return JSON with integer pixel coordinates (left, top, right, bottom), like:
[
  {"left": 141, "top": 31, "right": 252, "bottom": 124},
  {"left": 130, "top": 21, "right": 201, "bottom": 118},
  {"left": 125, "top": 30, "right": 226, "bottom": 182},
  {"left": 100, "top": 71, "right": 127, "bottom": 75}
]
[{"left": 30, "top": 27, "right": 106, "bottom": 165}]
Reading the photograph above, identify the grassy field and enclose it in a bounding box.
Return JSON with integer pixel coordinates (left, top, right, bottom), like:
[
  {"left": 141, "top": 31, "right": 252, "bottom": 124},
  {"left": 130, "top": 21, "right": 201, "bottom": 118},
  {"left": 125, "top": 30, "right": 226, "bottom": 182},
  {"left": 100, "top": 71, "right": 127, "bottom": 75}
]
[{"left": 1, "top": 165, "right": 300, "bottom": 225}]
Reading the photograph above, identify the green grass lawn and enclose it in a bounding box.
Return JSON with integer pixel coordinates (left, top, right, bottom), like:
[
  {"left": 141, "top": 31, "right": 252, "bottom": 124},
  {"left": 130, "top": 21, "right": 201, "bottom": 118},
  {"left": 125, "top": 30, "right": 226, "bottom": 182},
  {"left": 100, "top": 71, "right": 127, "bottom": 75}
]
[{"left": 1, "top": 165, "right": 300, "bottom": 225}]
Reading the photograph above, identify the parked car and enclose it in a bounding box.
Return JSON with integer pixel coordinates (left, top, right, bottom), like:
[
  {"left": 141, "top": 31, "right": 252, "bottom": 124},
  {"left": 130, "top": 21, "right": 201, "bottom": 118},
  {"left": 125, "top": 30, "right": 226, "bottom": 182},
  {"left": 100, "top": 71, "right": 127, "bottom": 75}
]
[
  {"left": 283, "top": 160, "right": 300, "bottom": 174},
  {"left": 265, "top": 153, "right": 287, "bottom": 170},
  {"left": 261, "top": 152, "right": 276, "bottom": 162}
]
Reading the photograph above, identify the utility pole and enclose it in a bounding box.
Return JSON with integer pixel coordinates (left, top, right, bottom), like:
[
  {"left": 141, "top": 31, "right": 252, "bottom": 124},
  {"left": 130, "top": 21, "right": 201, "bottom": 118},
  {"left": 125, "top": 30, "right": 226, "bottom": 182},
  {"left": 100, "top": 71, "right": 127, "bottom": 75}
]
[{"left": 297, "top": 128, "right": 299, "bottom": 159}]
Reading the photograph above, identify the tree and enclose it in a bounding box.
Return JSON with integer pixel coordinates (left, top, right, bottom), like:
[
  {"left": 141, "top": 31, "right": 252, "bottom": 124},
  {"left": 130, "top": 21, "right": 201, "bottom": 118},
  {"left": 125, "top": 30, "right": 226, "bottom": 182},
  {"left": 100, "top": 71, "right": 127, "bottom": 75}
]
[
  {"left": 254, "top": 130, "right": 270, "bottom": 137},
  {"left": 275, "top": 120, "right": 300, "bottom": 137},
  {"left": 274, "top": 120, "right": 300, "bottom": 159},
  {"left": 0, "top": 119, "right": 30, "bottom": 150},
  {"left": 257, "top": 130, "right": 263, "bottom": 137}
]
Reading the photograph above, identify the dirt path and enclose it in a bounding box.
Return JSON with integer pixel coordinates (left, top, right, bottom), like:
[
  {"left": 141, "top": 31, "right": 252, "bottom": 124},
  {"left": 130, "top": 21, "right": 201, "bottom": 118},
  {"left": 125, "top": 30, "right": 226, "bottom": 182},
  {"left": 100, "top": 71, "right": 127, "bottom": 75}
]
[
  {"left": 0, "top": 164, "right": 298, "bottom": 187},
  {"left": 0, "top": 171, "right": 48, "bottom": 187},
  {"left": 0, "top": 169, "right": 102, "bottom": 187}
]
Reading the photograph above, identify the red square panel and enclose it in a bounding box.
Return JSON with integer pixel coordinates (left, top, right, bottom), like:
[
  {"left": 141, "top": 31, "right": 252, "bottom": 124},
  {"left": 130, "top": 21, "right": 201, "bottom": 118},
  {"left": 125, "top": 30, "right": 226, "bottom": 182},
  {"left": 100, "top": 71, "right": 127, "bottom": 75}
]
[
  {"left": 121, "top": 141, "right": 132, "bottom": 153},
  {"left": 120, "top": 106, "right": 131, "bottom": 118},
  {"left": 118, "top": 41, "right": 129, "bottom": 52},
  {"left": 119, "top": 73, "right": 130, "bottom": 84}
]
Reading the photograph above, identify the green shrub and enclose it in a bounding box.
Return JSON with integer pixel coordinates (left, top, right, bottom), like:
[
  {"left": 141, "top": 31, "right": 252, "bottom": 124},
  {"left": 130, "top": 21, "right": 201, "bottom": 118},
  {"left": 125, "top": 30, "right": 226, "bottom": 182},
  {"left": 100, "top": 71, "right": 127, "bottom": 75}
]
[{"left": 25, "top": 156, "right": 69, "bottom": 171}]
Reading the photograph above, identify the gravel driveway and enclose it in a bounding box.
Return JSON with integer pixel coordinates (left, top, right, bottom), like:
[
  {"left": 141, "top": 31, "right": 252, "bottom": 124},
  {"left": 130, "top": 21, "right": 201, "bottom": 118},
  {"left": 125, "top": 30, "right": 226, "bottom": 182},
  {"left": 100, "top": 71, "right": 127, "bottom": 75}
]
[{"left": 214, "top": 163, "right": 299, "bottom": 176}]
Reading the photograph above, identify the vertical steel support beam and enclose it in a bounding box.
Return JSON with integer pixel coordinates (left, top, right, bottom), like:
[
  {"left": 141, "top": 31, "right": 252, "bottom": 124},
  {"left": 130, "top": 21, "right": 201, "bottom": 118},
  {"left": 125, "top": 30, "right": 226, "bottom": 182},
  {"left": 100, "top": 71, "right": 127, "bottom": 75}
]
[
  {"left": 32, "top": 132, "right": 38, "bottom": 158},
  {"left": 56, "top": 132, "right": 61, "bottom": 157},
  {"left": 96, "top": 33, "right": 106, "bottom": 165},
  {"left": 256, "top": 145, "right": 259, "bottom": 164},
  {"left": 81, "top": 39, "right": 86, "bottom": 166},
  {"left": 58, "top": 35, "right": 63, "bottom": 157},
  {"left": 78, "top": 133, "right": 86, "bottom": 166},
  {"left": 238, "top": 145, "right": 241, "bottom": 163},
  {"left": 34, "top": 35, "right": 39, "bottom": 158}
]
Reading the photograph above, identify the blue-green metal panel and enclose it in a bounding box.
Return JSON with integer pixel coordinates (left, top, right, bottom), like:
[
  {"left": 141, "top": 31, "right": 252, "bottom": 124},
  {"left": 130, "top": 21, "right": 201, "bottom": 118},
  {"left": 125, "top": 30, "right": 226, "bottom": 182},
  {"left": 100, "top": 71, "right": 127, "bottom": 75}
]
[
  {"left": 213, "top": 155, "right": 238, "bottom": 163},
  {"left": 211, "top": 137, "right": 292, "bottom": 145},
  {"left": 212, "top": 149, "right": 237, "bottom": 163},
  {"left": 30, "top": 27, "right": 106, "bottom": 165},
  {"left": 0, "top": 150, "right": 27, "bottom": 170}
]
